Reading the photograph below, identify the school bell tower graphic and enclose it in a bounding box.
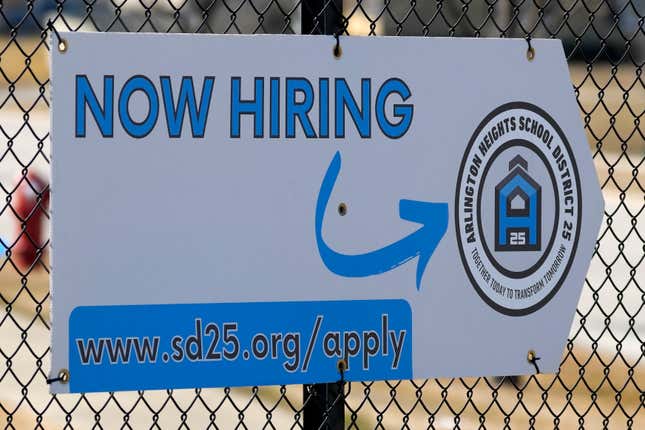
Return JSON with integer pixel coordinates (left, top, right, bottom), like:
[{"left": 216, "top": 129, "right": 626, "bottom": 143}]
[{"left": 495, "top": 155, "right": 542, "bottom": 251}]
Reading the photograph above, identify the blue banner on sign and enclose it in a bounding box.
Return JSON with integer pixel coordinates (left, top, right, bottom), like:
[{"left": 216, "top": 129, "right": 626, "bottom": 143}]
[{"left": 68, "top": 300, "right": 412, "bottom": 392}]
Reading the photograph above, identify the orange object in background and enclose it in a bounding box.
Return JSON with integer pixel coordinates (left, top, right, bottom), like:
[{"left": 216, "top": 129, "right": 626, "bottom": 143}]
[{"left": 13, "top": 172, "right": 50, "bottom": 270}]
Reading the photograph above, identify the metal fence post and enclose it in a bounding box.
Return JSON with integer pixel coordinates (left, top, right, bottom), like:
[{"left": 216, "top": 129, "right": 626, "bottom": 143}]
[
  {"left": 302, "top": 0, "right": 343, "bottom": 36},
  {"left": 301, "top": 4, "right": 344, "bottom": 429}
]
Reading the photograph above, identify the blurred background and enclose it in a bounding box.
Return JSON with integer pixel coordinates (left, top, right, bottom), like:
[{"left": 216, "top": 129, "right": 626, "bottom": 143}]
[{"left": 0, "top": 1, "right": 642, "bottom": 428}]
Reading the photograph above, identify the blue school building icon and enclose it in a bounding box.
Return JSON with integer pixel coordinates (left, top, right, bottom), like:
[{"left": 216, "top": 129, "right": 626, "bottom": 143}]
[{"left": 495, "top": 155, "right": 542, "bottom": 251}]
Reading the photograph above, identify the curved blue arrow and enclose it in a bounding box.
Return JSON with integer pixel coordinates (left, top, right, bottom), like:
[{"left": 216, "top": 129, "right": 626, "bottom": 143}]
[{"left": 315, "top": 151, "right": 449, "bottom": 290}]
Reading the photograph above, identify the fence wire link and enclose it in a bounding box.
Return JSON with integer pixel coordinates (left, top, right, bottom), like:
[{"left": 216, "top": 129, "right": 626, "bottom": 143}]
[{"left": 0, "top": 0, "right": 643, "bottom": 429}]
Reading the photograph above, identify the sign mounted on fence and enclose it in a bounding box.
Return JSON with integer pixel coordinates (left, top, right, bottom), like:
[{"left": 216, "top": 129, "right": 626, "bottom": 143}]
[{"left": 50, "top": 33, "right": 604, "bottom": 393}]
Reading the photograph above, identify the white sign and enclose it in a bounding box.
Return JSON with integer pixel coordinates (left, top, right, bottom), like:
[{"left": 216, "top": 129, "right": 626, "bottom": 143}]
[{"left": 50, "top": 33, "right": 604, "bottom": 393}]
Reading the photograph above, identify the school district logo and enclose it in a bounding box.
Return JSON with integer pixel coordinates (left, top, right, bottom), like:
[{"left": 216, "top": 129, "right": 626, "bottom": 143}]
[
  {"left": 495, "top": 155, "right": 541, "bottom": 252},
  {"left": 455, "top": 102, "right": 582, "bottom": 316}
]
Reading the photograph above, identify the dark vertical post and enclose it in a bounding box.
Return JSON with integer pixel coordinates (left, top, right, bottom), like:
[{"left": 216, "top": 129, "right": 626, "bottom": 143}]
[
  {"left": 302, "top": 0, "right": 343, "bottom": 35},
  {"left": 301, "top": 2, "right": 344, "bottom": 429}
]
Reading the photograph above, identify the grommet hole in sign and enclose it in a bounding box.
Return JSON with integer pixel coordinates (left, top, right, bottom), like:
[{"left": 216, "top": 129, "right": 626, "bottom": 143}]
[
  {"left": 47, "top": 20, "right": 68, "bottom": 53},
  {"left": 526, "top": 37, "right": 535, "bottom": 61},
  {"left": 46, "top": 369, "right": 70, "bottom": 385},
  {"left": 333, "top": 33, "right": 342, "bottom": 58},
  {"left": 527, "top": 350, "right": 541, "bottom": 374}
]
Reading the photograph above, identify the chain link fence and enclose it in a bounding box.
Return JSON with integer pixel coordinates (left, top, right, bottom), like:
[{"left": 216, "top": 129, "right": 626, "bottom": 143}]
[{"left": 0, "top": 0, "right": 643, "bottom": 428}]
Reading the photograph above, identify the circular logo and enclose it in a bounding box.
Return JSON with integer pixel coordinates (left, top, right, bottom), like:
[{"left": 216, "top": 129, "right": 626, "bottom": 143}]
[{"left": 455, "top": 102, "right": 582, "bottom": 316}]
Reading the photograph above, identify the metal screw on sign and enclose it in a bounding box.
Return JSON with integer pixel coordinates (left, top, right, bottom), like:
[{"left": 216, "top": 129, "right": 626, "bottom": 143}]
[
  {"left": 46, "top": 369, "right": 70, "bottom": 385},
  {"left": 337, "top": 202, "right": 347, "bottom": 216}
]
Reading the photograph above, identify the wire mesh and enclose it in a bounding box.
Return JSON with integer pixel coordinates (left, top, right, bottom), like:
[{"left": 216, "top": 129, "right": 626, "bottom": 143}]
[{"left": 0, "top": 0, "right": 643, "bottom": 428}]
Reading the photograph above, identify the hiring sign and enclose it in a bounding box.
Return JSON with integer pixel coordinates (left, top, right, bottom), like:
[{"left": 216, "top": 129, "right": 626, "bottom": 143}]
[{"left": 50, "top": 33, "right": 603, "bottom": 393}]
